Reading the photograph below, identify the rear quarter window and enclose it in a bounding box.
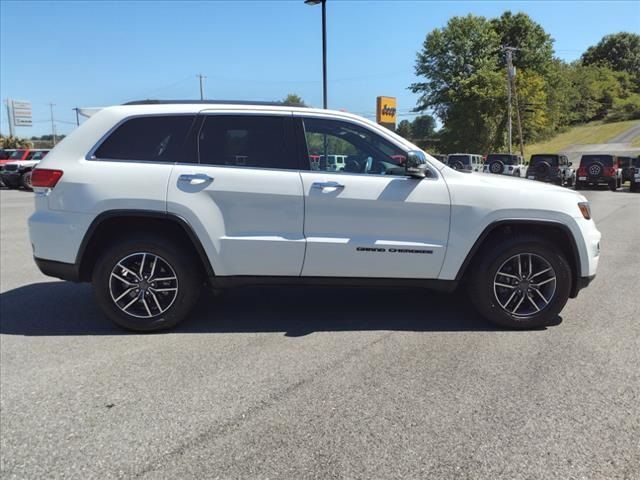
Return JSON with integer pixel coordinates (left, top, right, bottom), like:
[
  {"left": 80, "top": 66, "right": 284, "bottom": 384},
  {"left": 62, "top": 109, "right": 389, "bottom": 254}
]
[{"left": 94, "top": 115, "right": 196, "bottom": 162}]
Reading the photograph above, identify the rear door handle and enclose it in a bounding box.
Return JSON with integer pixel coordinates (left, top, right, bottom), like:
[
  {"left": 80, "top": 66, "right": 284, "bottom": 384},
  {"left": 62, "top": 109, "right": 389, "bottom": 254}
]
[
  {"left": 312, "top": 181, "right": 345, "bottom": 190},
  {"left": 178, "top": 173, "right": 214, "bottom": 185}
]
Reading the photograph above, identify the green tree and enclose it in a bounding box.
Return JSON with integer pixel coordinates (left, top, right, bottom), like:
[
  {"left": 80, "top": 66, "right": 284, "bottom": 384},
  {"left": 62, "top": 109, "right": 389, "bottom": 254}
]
[
  {"left": 581, "top": 33, "right": 640, "bottom": 76},
  {"left": 491, "top": 11, "right": 554, "bottom": 74},
  {"left": 395, "top": 120, "right": 412, "bottom": 140},
  {"left": 411, "top": 14, "right": 501, "bottom": 120},
  {"left": 282, "top": 93, "right": 306, "bottom": 107}
]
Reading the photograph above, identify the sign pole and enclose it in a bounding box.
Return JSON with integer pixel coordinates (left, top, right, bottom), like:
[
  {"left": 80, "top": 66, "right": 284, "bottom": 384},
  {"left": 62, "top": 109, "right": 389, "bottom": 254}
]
[{"left": 5, "top": 99, "right": 14, "bottom": 137}]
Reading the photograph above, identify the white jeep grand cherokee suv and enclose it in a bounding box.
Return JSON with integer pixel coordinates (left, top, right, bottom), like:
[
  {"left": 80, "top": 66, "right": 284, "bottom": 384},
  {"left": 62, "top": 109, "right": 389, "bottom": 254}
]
[{"left": 28, "top": 101, "right": 601, "bottom": 331}]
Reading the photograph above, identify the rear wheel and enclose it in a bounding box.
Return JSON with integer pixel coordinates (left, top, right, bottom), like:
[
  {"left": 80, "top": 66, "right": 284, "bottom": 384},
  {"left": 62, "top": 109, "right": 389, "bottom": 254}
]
[
  {"left": 92, "top": 234, "right": 202, "bottom": 332},
  {"left": 574, "top": 180, "right": 583, "bottom": 190},
  {"left": 609, "top": 179, "right": 617, "bottom": 191},
  {"left": 21, "top": 171, "right": 33, "bottom": 191},
  {"left": 468, "top": 236, "right": 571, "bottom": 329}
]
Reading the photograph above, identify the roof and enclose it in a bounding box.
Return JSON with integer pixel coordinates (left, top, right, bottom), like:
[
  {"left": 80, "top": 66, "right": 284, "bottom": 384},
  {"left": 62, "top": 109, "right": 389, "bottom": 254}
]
[{"left": 122, "top": 99, "right": 309, "bottom": 107}]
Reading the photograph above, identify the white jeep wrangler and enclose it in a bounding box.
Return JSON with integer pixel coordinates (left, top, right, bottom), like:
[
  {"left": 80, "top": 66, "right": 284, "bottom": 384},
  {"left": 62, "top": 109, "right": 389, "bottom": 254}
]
[{"left": 28, "top": 101, "right": 601, "bottom": 331}]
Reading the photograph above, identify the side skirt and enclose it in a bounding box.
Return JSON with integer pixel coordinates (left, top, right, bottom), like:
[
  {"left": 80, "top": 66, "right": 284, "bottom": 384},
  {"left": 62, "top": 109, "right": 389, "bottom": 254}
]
[{"left": 209, "top": 276, "right": 458, "bottom": 292}]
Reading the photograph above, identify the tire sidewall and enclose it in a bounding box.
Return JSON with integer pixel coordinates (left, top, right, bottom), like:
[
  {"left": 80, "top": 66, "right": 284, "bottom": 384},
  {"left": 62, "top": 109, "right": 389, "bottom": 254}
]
[
  {"left": 93, "top": 236, "right": 201, "bottom": 332},
  {"left": 469, "top": 239, "right": 572, "bottom": 329}
]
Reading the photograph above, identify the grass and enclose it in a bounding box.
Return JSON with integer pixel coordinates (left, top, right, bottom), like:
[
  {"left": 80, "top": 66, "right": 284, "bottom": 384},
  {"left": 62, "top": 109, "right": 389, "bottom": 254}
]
[
  {"left": 632, "top": 135, "right": 640, "bottom": 148},
  {"left": 523, "top": 119, "right": 640, "bottom": 159}
]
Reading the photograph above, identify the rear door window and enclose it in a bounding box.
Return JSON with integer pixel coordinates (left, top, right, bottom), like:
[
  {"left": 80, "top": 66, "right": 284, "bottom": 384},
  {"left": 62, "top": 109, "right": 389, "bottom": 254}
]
[
  {"left": 198, "top": 115, "right": 297, "bottom": 170},
  {"left": 94, "top": 115, "right": 196, "bottom": 162}
]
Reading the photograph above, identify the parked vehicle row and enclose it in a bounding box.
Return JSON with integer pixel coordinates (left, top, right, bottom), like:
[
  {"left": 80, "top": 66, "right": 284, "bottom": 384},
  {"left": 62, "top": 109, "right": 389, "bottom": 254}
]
[
  {"left": 0, "top": 149, "right": 49, "bottom": 190},
  {"left": 441, "top": 151, "right": 638, "bottom": 192}
]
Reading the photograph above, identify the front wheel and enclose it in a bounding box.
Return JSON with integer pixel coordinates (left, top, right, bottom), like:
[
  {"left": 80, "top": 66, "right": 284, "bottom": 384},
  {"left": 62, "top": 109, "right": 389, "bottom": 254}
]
[
  {"left": 92, "top": 234, "right": 202, "bottom": 332},
  {"left": 21, "top": 171, "right": 33, "bottom": 191},
  {"left": 467, "top": 236, "right": 571, "bottom": 329}
]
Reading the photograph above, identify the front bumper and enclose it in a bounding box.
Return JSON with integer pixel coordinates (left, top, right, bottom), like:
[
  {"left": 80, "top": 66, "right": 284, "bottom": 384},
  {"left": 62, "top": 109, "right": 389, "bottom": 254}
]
[{"left": 0, "top": 172, "right": 23, "bottom": 187}]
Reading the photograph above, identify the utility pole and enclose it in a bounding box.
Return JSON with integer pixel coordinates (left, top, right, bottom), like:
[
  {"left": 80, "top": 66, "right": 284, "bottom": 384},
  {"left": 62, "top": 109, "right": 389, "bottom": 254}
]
[
  {"left": 197, "top": 74, "right": 206, "bottom": 100},
  {"left": 513, "top": 75, "right": 525, "bottom": 158},
  {"left": 5, "top": 99, "right": 15, "bottom": 137},
  {"left": 73, "top": 107, "right": 80, "bottom": 126},
  {"left": 49, "top": 103, "right": 57, "bottom": 147},
  {"left": 504, "top": 47, "right": 514, "bottom": 154}
]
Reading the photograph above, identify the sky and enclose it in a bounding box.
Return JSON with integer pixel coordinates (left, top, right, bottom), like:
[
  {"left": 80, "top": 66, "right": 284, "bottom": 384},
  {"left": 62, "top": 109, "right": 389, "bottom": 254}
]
[{"left": 1, "top": 0, "right": 639, "bottom": 137}]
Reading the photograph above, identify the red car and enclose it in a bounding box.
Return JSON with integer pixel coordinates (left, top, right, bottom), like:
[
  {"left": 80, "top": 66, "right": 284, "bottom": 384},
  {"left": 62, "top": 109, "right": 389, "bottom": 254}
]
[{"left": 0, "top": 149, "right": 30, "bottom": 165}]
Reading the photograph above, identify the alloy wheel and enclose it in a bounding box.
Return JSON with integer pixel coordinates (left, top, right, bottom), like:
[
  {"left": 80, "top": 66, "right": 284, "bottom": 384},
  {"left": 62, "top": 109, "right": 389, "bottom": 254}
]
[
  {"left": 109, "top": 252, "right": 179, "bottom": 319},
  {"left": 493, "top": 253, "right": 557, "bottom": 318}
]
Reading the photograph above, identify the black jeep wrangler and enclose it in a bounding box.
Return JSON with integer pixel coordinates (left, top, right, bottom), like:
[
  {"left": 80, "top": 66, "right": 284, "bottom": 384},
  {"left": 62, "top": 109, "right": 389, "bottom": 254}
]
[
  {"left": 526, "top": 154, "right": 574, "bottom": 186},
  {"left": 575, "top": 154, "right": 622, "bottom": 191},
  {"left": 619, "top": 156, "right": 635, "bottom": 183}
]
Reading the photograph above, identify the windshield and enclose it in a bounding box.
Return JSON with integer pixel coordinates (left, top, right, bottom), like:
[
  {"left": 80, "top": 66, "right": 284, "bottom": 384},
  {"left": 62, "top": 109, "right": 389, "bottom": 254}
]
[
  {"left": 487, "top": 154, "right": 518, "bottom": 165},
  {"left": 30, "top": 151, "right": 48, "bottom": 160},
  {"left": 448, "top": 155, "right": 471, "bottom": 165},
  {"left": 530, "top": 155, "right": 559, "bottom": 166},
  {"left": 8, "top": 150, "right": 26, "bottom": 160},
  {"left": 580, "top": 155, "right": 614, "bottom": 166}
]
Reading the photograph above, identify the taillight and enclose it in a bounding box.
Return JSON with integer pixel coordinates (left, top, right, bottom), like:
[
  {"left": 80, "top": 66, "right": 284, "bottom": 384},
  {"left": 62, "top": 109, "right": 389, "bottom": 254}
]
[
  {"left": 578, "top": 167, "right": 587, "bottom": 175},
  {"left": 31, "top": 169, "right": 63, "bottom": 188},
  {"left": 607, "top": 167, "right": 617, "bottom": 176}
]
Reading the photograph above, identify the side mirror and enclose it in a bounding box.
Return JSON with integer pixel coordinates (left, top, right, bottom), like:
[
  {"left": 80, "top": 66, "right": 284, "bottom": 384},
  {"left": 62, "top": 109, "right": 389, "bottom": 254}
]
[{"left": 405, "top": 151, "right": 428, "bottom": 178}]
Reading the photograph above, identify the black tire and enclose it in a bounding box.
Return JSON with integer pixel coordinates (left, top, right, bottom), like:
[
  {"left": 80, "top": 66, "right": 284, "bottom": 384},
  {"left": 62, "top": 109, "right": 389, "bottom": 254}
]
[
  {"left": 574, "top": 180, "right": 583, "bottom": 190},
  {"left": 467, "top": 236, "right": 572, "bottom": 329},
  {"left": 630, "top": 182, "right": 638, "bottom": 193},
  {"left": 21, "top": 171, "right": 33, "bottom": 191},
  {"left": 608, "top": 179, "right": 617, "bottom": 191},
  {"left": 92, "top": 233, "right": 202, "bottom": 332}
]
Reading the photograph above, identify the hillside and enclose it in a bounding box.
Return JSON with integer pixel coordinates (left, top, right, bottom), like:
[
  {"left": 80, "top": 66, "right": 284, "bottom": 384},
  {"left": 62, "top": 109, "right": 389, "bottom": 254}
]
[{"left": 523, "top": 120, "right": 640, "bottom": 158}]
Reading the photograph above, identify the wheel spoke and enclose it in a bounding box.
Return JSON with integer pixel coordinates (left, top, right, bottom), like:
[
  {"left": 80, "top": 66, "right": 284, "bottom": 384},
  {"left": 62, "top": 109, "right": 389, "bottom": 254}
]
[
  {"left": 517, "top": 255, "right": 523, "bottom": 277},
  {"left": 512, "top": 293, "right": 525, "bottom": 314},
  {"left": 150, "top": 276, "right": 177, "bottom": 283},
  {"left": 530, "top": 267, "right": 551, "bottom": 280},
  {"left": 139, "top": 253, "right": 146, "bottom": 277},
  {"left": 149, "top": 287, "right": 178, "bottom": 293},
  {"left": 141, "top": 296, "right": 152, "bottom": 317},
  {"left": 527, "top": 294, "right": 541, "bottom": 312},
  {"left": 114, "top": 287, "right": 135, "bottom": 302},
  {"left": 501, "top": 289, "right": 518, "bottom": 309},
  {"left": 533, "top": 277, "right": 555, "bottom": 287},
  {"left": 495, "top": 282, "right": 516, "bottom": 289},
  {"left": 149, "top": 290, "right": 163, "bottom": 312},
  {"left": 497, "top": 271, "right": 520, "bottom": 281},
  {"left": 111, "top": 273, "right": 135, "bottom": 287},
  {"left": 117, "top": 263, "right": 141, "bottom": 281},
  {"left": 149, "top": 255, "right": 158, "bottom": 280},
  {"left": 532, "top": 287, "right": 549, "bottom": 306},
  {"left": 122, "top": 293, "right": 141, "bottom": 312},
  {"left": 528, "top": 254, "right": 532, "bottom": 278}
]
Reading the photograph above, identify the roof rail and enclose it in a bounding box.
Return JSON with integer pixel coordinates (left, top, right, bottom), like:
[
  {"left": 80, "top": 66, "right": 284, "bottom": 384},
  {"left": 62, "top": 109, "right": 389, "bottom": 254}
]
[{"left": 122, "top": 99, "right": 308, "bottom": 107}]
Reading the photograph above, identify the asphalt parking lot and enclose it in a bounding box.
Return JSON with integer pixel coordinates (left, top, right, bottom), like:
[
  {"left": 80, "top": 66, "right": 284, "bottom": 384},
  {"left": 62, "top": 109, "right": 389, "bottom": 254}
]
[{"left": 1, "top": 187, "right": 639, "bottom": 479}]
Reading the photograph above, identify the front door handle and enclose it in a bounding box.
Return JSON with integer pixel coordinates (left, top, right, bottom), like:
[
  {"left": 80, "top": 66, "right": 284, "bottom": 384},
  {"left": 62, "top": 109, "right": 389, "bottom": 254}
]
[
  {"left": 312, "top": 181, "right": 345, "bottom": 190},
  {"left": 178, "top": 173, "right": 214, "bottom": 185}
]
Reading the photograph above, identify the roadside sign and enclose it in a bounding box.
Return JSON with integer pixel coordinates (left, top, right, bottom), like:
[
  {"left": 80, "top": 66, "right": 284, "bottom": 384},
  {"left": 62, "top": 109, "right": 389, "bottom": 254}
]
[
  {"left": 376, "top": 96, "right": 396, "bottom": 130},
  {"left": 11, "top": 100, "right": 32, "bottom": 127}
]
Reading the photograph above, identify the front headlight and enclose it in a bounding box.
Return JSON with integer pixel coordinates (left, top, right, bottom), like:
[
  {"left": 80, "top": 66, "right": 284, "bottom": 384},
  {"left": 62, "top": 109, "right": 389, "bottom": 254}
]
[{"left": 578, "top": 202, "right": 591, "bottom": 220}]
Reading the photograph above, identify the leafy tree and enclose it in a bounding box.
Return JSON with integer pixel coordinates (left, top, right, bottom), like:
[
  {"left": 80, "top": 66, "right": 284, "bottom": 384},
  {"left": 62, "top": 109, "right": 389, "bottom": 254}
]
[
  {"left": 411, "top": 115, "right": 436, "bottom": 141},
  {"left": 282, "top": 93, "right": 306, "bottom": 107},
  {"left": 491, "top": 11, "right": 554, "bottom": 74},
  {"left": 411, "top": 14, "right": 501, "bottom": 120},
  {"left": 395, "top": 120, "right": 412, "bottom": 139},
  {"left": 0, "top": 136, "right": 31, "bottom": 149},
  {"left": 581, "top": 33, "right": 640, "bottom": 76}
]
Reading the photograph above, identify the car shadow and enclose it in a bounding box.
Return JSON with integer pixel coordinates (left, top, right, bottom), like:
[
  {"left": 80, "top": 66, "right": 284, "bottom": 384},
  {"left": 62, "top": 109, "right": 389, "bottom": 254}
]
[{"left": 0, "top": 281, "right": 559, "bottom": 336}]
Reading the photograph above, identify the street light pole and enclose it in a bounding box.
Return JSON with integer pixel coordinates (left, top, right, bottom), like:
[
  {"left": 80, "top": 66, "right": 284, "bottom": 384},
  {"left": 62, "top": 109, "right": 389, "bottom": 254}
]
[{"left": 305, "top": 0, "right": 328, "bottom": 109}]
